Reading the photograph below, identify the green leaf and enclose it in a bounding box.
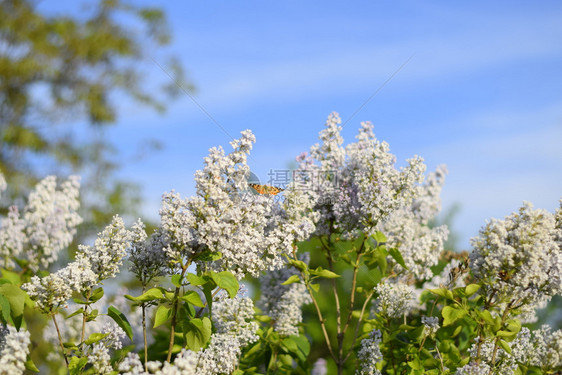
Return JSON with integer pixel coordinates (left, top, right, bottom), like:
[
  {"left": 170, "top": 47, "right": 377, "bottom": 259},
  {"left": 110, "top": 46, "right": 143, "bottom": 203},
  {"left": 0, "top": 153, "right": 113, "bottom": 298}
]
[
  {"left": 202, "top": 284, "right": 214, "bottom": 314},
  {"left": 24, "top": 358, "right": 40, "bottom": 372},
  {"left": 187, "top": 273, "right": 207, "bottom": 286},
  {"left": 442, "top": 305, "right": 466, "bottom": 326},
  {"left": 452, "top": 325, "right": 463, "bottom": 337},
  {"left": 310, "top": 268, "right": 340, "bottom": 279},
  {"left": 288, "top": 259, "right": 308, "bottom": 272},
  {"left": 281, "top": 275, "right": 300, "bottom": 285},
  {"left": 184, "top": 317, "right": 212, "bottom": 352},
  {"left": 479, "top": 310, "right": 495, "bottom": 325},
  {"left": 108, "top": 306, "right": 133, "bottom": 340},
  {"left": 68, "top": 357, "right": 88, "bottom": 375},
  {"left": 153, "top": 305, "right": 172, "bottom": 328},
  {"left": 505, "top": 319, "right": 521, "bottom": 333},
  {"left": 210, "top": 271, "right": 239, "bottom": 298},
  {"left": 125, "top": 288, "right": 164, "bottom": 303},
  {"left": 310, "top": 283, "right": 320, "bottom": 293},
  {"left": 407, "top": 357, "right": 422, "bottom": 370},
  {"left": 0, "top": 294, "right": 11, "bottom": 322},
  {"left": 293, "top": 335, "right": 310, "bottom": 357},
  {"left": 90, "top": 287, "right": 104, "bottom": 302},
  {"left": 499, "top": 339, "right": 512, "bottom": 354},
  {"left": 66, "top": 308, "right": 85, "bottom": 319},
  {"left": 171, "top": 274, "right": 182, "bottom": 288},
  {"left": 388, "top": 247, "right": 408, "bottom": 270},
  {"left": 372, "top": 231, "right": 387, "bottom": 244},
  {"left": 0, "top": 284, "right": 26, "bottom": 329},
  {"left": 0, "top": 269, "right": 21, "bottom": 285},
  {"left": 181, "top": 291, "right": 205, "bottom": 308},
  {"left": 430, "top": 288, "right": 454, "bottom": 301},
  {"left": 464, "top": 284, "right": 480, "bottom": 297},
  {"left": 87, "top": 309, "right": 99, "bottom": 322},
  {"left": 281, "top": 335, "right": 309, "bottom": 362},
  {"left": 85, "top": 332, "right": 109, "bottom": 345},
  {"left": 496, "top": 330, "right": 517, "bottom": 338}
]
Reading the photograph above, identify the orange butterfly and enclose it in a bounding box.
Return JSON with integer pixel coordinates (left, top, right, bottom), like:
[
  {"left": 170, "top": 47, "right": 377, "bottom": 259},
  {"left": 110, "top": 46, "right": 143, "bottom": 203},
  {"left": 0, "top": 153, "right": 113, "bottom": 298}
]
[{"left": 249, "top": 183, "right": 284, "bottom": 195}]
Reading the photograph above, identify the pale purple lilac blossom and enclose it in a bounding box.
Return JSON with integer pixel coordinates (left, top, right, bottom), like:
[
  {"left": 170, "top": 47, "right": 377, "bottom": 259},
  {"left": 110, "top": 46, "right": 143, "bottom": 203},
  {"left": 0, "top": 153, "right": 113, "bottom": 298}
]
[
  {"left": 356, "top": 329, "right": 383, "bottom": 375},
  {"left": 295, "top": 113, "right": 430, "bottom": 242}
]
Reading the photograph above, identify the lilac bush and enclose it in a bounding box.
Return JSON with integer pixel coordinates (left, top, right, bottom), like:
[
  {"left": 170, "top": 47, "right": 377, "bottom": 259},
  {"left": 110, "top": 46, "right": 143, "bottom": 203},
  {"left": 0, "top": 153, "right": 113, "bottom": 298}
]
[{"left": 0, "top": 113, "right": 560, "bottom": 374}]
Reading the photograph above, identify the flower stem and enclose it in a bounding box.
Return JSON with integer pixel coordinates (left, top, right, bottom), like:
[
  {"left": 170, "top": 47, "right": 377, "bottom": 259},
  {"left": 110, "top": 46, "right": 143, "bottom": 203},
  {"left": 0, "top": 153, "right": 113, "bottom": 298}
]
[{"left": 52, "top": 314, "right": 69, "bottom": 367}]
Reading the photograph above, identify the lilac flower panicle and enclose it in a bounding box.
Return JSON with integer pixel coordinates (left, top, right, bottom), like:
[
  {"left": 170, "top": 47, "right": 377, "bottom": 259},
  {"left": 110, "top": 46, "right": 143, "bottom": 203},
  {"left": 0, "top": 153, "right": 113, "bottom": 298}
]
[
  {"left": 356, "top": 329, "right": 383, "bottom": 375},
  {"left": 0, "top": 325, "right": 31, "bottom": 375},
  {"left": 211, "top": 296, "right": 259, "bottom": 346},
  {"left": 128, "top": 219, "right": 168, "bottom": 282},
  {"left": 470, "top": 202, "right": 562, "bottom": 310},
  {"left": 0, "top": 206, "right": 26, "bottom": 269},
  {"left": 0, "top": 175, "right": 82, "bottom": 270},
  {"left": 156, "top": 129, "right": 316, "bottom": 279},
  {"left": 24, "top": 215, "right": 133, "bottom": 312},
  {"left": 297, "top": 113, "right": 435, "bottom": 242},
  {"left": 89, "top": 343, "right": 113, "bottom": 374},
  {"left": 421, "top": 315, "right": 440, "bottom": 336},
  {"left": 118, "top": 352, "right": 146, "bottom": 375},
  {"left": 378, "top": 166, "right": 449, "bottom": 280},
  {"left": 455, "top": 362, "right": 491, "bottom": 375},
  {"left": 77, "top": 215, "right": 132, "bottom": 281},
  {"left": 373, "top": 282, "right": 415, "bottom": 318},
  {"left": 259, "top": 253, "right": 312, "bottom": 336}
]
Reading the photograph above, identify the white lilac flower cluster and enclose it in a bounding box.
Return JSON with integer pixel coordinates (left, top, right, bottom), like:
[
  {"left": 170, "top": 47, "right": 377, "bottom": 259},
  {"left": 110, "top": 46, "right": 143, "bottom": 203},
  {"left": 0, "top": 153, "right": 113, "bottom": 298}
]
[
  {"left": 356, "top": 329, "right": 383, "bottom": 375},
  {"left": 467, "top": 336, "right": 519, "bottom": 375},
  {"left": 524, "top": 325, "right": 562, "bottom": 370},
  {"left": 0, "top": 175, "right": 82, "bottom": 270},
  {"left": 23, "top": 215, "right": 132, "bottom": 312},
  {"left": 373, "top": 281, "right": 415, "bottom": 318},
  {"left": 154, "top": 130, "right": 315, "bottom": 279},
  {"left": 118, "top": 310, "right": 253, "bottom": 374},
  {"left": 454, "top": 361, "right": 491, "bottom": 375},
  {"left": 421, "top": 315, "right": 440, "bottom": 336},
  {"left": 378, "top": 166, "right": 449, "bottom": 281},
  {"left": 296, "top": 113, "right": 428, "bottom": 239},
  {"left": 463, "top": 325, "right": 562, "bottom": 374},
  {"left": 470, "top": 202, "right": 562, "bottom": 310},
  {"left": 211, "top": 296, "right": 259, "bottom": 346},
  {"left": 0, "top": 325, "right": 31, "bottom": 375},
  {"left": 259, "top": 254, "right": 312, "bottom": 336}
]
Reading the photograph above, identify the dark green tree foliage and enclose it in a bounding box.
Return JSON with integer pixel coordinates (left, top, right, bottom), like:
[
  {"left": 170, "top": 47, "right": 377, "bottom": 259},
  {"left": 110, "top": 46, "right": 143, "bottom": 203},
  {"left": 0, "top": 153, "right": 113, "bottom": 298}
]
[{"left": 0, "top": 0, "right": 191, "bottom": 232}]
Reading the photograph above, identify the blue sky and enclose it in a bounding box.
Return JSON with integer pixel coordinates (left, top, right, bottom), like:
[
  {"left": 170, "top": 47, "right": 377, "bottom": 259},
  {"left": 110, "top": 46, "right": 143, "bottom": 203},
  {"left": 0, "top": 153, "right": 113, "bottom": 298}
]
[{"left": 42, "top": 1, "right": 562, "bottom": 250}]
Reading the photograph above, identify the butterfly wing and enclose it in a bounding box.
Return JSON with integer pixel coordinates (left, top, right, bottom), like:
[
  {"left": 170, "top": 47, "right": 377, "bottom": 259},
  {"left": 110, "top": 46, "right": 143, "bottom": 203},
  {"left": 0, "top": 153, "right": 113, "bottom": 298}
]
[{"left": 249, "top": 184, "right": 284, "bottom": 195}]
